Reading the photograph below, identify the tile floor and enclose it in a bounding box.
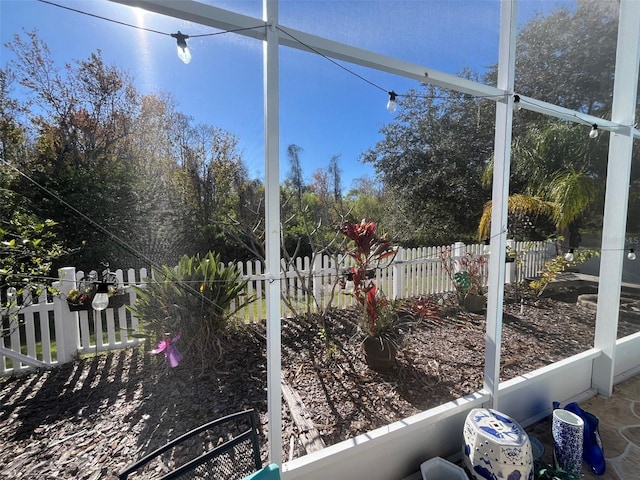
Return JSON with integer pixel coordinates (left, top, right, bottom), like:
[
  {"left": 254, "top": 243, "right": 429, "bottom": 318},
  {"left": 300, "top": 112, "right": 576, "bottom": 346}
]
[{"left": 526, "top": 374, "right": 640, "bottom": 480}]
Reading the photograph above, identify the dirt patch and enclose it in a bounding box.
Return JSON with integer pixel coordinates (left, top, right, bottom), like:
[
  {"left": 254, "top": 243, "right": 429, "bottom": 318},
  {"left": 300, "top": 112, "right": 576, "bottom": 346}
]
[{"left": 1, "top": 282, "right": 639, "bottom": 479}]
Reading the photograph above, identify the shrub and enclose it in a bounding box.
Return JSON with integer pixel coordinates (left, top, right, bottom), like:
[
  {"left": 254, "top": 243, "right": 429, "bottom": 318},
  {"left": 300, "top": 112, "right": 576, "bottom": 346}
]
[
  {"left": 528, "top": 248, "right": 599, "bottom": 297},
  {"left": 128, "top": 252, "right": 255, "bottom": 365}
]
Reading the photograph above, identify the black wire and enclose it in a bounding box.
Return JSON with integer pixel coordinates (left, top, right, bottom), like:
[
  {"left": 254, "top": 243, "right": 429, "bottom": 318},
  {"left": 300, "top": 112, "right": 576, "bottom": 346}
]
[
  {"left": 276, "top": 25, "right": 388, "bottom": 94},
  {"left": 0, "top": 158, "right": 223, "bottom": 307},
  {"left": 276, "top": 26, "right": 505, "bottom": 104},
  {"left": 36, "top": 0, "right": 267, "bottom": 39},
  {"left": 37, "top": 0, "right": 169, "bottom": 36},
  {"left": 37, "top": 0, "right": 502, "bottom": 106}
]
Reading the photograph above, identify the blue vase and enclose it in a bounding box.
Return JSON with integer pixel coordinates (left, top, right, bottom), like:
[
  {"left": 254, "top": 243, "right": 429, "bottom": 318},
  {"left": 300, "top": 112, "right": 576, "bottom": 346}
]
[{"left": 552, "top": 409, "right": 584, "bottom": 477}]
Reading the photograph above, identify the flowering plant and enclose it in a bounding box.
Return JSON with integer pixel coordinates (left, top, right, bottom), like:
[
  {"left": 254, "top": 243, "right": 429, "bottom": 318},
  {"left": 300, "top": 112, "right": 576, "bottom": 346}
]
[{"left": 339, "top": 220, "right": 398, "bottom": 337}]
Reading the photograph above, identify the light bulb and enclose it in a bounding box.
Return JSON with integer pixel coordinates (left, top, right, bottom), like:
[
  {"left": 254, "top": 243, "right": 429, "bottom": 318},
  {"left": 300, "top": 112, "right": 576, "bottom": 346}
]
[
  {"left": 386, "top": 91, "right": 397, "bottom": 113},
  {"left": 589, "top": 124, "right": 598, "bottom": 139},
  {"left": 564, "top": 248, "right": 574, "bottom": 262},
  {"left": 628, "top": 249, "right": 636, "bottom": 260},
  {"left": 513, "top": 94, "right": 521, "bottom": 112},
  {"left": 171, "top": 31, "right": 191, "bottom": 64},
  {"left": 92, "top": 283, "right": 110, "bottom": 311}
]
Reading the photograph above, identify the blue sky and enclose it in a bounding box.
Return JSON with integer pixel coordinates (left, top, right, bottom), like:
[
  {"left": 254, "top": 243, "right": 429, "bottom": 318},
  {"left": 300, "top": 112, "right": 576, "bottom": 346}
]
[{"left": 0, "top": 0, "right": 572, "bottom": 189}]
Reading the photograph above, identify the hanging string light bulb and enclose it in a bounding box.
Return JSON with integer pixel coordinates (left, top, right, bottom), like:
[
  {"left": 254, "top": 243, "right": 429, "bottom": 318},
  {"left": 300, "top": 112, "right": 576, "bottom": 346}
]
[
  {"left": 564, "top": 248, "right": 575, "bottom": 262},
  {"left": 628, "top": 248, "right": 636, "bottom": 260},
  {"left": 171, "top": 31, "right": 192, "bottom": 64},
  {"left": 513, "top": 94, "right": 521, "bottom": 112},
  {"left": 387, "top": 91, "right": 398, "bottom": 113},
  {"left": 91, "top": 282, "right": 110, "bottom": 311},
  {"left": 589, "top": 124, "right": 599, "bottom": 139}
]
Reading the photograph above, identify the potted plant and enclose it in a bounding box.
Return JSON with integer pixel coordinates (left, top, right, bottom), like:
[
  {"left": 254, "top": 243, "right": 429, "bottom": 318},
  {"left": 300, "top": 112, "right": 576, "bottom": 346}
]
[
  {"left": 339, "top": 220, "right": 400, "bottom": 370},
  {"left": 534, "top": 461, "right": 581, "bottom": 480},
  {"left": 441, "top": 247, "right": 488, "bottom": 313}
]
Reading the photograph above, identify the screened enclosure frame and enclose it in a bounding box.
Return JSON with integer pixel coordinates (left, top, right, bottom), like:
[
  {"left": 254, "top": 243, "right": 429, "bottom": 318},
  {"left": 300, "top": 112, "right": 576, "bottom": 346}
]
[{"left": 110, "top": 0, "right": 640, "bottom": 474}]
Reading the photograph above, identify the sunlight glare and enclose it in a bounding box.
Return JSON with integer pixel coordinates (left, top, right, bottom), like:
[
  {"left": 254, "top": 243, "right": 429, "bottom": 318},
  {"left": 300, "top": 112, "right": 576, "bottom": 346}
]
[{"left": 132, "top": 7, "right": 154, "bottom": 93}]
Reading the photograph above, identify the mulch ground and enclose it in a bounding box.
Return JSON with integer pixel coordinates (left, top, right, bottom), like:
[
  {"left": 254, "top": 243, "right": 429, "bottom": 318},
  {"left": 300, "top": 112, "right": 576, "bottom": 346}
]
[{"left": 2, "top": 279, "right": 640, "bottom": 479}]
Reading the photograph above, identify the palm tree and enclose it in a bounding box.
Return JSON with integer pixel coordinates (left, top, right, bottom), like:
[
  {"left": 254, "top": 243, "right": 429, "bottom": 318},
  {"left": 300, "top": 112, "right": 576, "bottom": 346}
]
[{"left": 479, "top": 122, "right": 605, "bottom": 245}]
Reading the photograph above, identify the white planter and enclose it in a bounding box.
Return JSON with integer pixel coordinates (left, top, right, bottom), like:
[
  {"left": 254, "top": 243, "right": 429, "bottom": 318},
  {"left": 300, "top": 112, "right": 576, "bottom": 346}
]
[{"left": 420, "top": 457, "right": 467, "bottom": 480}]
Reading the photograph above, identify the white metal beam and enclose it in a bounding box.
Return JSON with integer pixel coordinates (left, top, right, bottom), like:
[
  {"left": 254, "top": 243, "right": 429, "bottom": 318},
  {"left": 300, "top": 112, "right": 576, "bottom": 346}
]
[
  {"left": 592, "top": 0, "right": 640, "bottom": 397},
  {"left": 109, "top": 0, "right": 501, "bottom": 97},
  {"left": 484, "top": 0, "right": 518, "bottom": 411},
  {"left": 263, "top": 0, "right": 283, "bottom": 466},
  {"left": 109, "top": 0, "right": 269, "bottom": 41},
  {"left": 109, "top": 0, "right": 636, "bottom": 136}
]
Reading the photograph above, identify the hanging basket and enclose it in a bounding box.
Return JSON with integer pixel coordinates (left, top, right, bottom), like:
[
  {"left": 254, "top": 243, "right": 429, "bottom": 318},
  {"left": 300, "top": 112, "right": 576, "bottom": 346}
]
[
  {"left": 67, "top": 299, "right": 92, "bottom": 311},
  {"left": 107, "top": 294, "right": 127, "bottom": 309}
]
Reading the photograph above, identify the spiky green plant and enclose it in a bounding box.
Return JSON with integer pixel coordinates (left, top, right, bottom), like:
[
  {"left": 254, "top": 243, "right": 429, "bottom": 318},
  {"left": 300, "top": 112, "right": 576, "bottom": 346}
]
[{"left": 128, "top": 252, "right": 255, "bottom": 365}]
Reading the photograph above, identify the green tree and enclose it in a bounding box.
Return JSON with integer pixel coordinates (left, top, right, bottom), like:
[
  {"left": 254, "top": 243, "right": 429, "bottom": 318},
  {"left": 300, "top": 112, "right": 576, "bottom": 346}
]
[
  {"left": 480, "top": 0, "right": 640, "bottom": 245},
  {"left": 4, "top": 32, "right": 140, "bottom": 270},
  {"left": 367, "top": 0, "right": 639, "bottom": 247},
  {"left": 344, "top": 176, "right": 385, "bottom": 229},
  {"left": 363, "top": 81, "right": 494, "bottom": 246},
  {"left": 480, "top": 122, "right": 606, "bottom": 244}
]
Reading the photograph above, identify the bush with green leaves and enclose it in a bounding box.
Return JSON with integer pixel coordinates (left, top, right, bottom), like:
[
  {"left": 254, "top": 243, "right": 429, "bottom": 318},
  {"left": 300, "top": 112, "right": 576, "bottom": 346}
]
[
  {"left": 128, "top": 252, "right": 255, "bottom": 365},
  {"left": 1, "top": 214, "right": 70, "bottom": 338},
  {"left": 529, "top": 248, "right": 599, "bottom": 297}
]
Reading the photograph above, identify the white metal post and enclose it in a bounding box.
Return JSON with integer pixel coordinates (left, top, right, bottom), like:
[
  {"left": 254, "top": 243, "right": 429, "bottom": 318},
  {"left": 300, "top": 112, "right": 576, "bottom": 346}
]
[
  {"left": 484, "top": 0, "right": 518, "bottom": 411},
  {"left": 263, "top": 0, "right": 283, "bottom": 466},
  {"left": 592, "top": 0, "right": 640, "bottom": 396}
]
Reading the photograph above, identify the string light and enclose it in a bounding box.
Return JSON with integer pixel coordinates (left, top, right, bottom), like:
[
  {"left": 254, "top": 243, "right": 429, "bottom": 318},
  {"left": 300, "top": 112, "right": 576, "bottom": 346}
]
[
  {"left": 387, "top": 91, "right": 398, "bottom": 113},
  {"left": 564, "top": 248, "right": 575, "bottom": 262},
  {"left": 91, "top": 282, "right": 110, "bottom": 311},
  {"left": 513, "top": 94, "right": 521, "bottom": 112},
  {"left": 628, "top": 249, "right": 636, "bottom": 260},
  {"left": 36, "top": 1, "right": 266, "bottom": 65},
  {"left": 589, "top": 124, "right": 599, "bottom": 139},
  {"left": 171, "top": 31, "right": 191, "bottom": 64}
]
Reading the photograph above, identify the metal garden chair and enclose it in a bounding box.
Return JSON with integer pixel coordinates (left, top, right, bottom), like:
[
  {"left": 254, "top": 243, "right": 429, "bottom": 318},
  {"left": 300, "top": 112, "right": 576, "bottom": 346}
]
[{"left": 118, "top": 409, "right": 266, "bottom": 480}]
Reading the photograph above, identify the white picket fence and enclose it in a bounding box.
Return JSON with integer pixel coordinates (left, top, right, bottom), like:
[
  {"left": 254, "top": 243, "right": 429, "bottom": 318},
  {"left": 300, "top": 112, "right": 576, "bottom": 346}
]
[{"left": 0, "top": 240, "right": 553, "bottom": 376}]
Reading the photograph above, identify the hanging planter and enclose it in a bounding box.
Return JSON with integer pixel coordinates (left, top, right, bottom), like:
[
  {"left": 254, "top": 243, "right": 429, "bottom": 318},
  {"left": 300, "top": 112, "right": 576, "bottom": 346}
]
[
  {"left": 65, "top": 272, "right": 126, "bottom": 311},
  {"left": 67, "top": 296, "right": 93, "bottom": 311},
  {"left": 66, "top": 292, "right": 126, "bottom": 311}
]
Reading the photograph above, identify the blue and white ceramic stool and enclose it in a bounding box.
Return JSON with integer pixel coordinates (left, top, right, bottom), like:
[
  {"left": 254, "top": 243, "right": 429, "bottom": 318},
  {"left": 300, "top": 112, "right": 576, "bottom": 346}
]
[{"left": 463, "top": 408, "right": 534, "bottom": 480}]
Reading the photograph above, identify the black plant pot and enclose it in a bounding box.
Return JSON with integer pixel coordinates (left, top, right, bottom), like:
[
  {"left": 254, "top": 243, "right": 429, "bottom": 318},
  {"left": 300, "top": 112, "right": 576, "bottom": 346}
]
[
  {"left": 363, "top": 336, "right": 397, "bottom": 371},
  {"left": 464, "top": 294, "right": 486, "bottom": 313}
]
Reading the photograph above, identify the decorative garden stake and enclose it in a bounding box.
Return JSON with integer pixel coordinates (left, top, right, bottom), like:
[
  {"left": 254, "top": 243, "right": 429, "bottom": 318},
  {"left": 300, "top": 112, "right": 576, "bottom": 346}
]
[{"left": 149, "top": 332, "right": 183, "bottom": 368}]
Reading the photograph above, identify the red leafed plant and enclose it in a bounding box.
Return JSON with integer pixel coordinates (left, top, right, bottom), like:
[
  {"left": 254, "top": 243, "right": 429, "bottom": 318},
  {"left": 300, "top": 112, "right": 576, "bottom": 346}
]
[{"left": 339, "top": 220, "right": 398, "bottom": 337}]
